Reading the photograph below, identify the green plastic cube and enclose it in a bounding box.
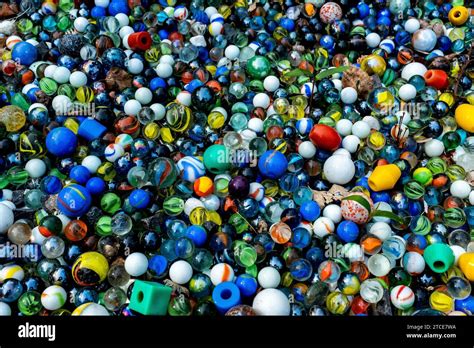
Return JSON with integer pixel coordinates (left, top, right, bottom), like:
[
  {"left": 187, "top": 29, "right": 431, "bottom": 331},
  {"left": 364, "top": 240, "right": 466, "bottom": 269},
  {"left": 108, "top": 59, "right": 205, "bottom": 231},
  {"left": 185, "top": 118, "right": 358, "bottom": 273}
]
[{"left": 129, "top": 280, "right": 172, "bottom": 315}]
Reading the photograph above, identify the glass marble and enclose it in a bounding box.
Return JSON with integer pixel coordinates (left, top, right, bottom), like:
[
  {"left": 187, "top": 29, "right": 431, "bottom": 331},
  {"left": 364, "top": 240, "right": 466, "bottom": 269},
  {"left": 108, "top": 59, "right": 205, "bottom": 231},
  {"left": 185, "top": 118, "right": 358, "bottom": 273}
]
[
  {"left": 41, "top": 236, "right": 65, "bottom": 259},
  {"left": 403, "top": 180, "right": 425, "bottom": 199},
  {"left": 367, "top": 254, "right": 392, "bottom": 277},
  {"left": 107, "top": 265, "right": 130, "bottom": 288},
  {"left": 410, "top": 215, "right": 432, "bottom": 236},
  {"left": 246, "top": 56, "right": 271, "bottom": 79},
  {"left": 24, "top": 189, "right": 44, "bottom": 209},
  {"left": 168, "top": 295, "right": 192, "bottom": 316},
  {"left": 442, "top": 131, "right": 462, "bottom": 151},
  {"left": 318, "top": 260, "right": 341, "bottom": 283},
  {"left": 18, "top": 291, "right": 42, "bottom": 315},
  {"left": 191, "top": 248, "right": 213, "bottom": 272},
  {"left": 446, "top": 276, "right": 471, "bottom": 300},
  {"left": 234, "top": 242, "right": 258, "bottom": 268},
  {"left": 64, "top": 220, "right": 88, "bottom": 242},
  {"left": 367, "top": 87, "right": 395, "bottom": 114},
  {"left": 103, "top": 287, "right": 127, "bottom": 312},
  {"left": 0, "top": 106, "right": 26, "bottom": 132},
  {"left": 7, "top": 223, "right": 32, "bottom": 245},
  {"left": 1, "top": 279, "right": 23, "bottom": 303},
  {"left": 269, "top": 222, "right": 292, "bottom": 244},
  {"left": 149, "top": 157, "right": 179, "bottom": 189},
  {"left": 174, "top": 237, "right": 195, "bottom": 259},
  {"left": 382, "top": 236, "right": 406, "bottom": 259},
  {"left": 189, "top": 273, "right": 212, "bottom": 298},
  {"left": 289, "top": 258, "right": 313, "bottom": 281},
  {"left": 304, "top": 281, "right": 330, "bottom": 308},
  {"left": 388, "top": 267, "right": 412, "bottom": 287},
  {"left": 447, "top": 230, "right": 471, "bottom": 248},
  {"left": 337, "top": 272, "right": 361, "bottom": 295},
  {"left": 443, "top": 208, "right": 466, "bottom": 228},
  {"left": 111, "top": 213, "right": 133, "bottom": 237},
  {"left": 429, "top": 290, "right": 454, "bottom": 313},
  {"left": 326, "top": 292, "right": 350, "bottom": 315},
  {"left": 225, "top": 304, "right": 256, "bottom": 316},
  {"left": 1, "top": 0, "right": 474, "bottom": 320},
  {"left": 360, "top": 279, "right": 384, "bottom": 304}
]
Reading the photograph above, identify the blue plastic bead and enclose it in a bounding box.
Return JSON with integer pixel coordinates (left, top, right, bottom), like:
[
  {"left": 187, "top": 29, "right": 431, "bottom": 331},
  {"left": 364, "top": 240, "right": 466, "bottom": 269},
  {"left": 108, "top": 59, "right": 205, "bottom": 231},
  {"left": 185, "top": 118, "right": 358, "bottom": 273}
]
[
  {"left": 212, "top": 282, "right": 241, "bottom": 314},
  {"left": 78, "top": 118, "right": 107, "bottom": 141}
]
